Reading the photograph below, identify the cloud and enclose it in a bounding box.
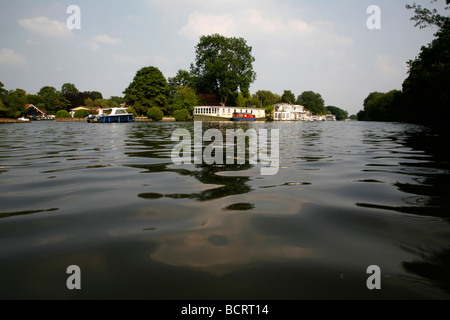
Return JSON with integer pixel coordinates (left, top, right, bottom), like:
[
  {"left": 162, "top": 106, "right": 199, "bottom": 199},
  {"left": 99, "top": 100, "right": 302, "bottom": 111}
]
[
  {"left": 375, "top": 54, "right": 400, "bottom": 77},
  {"left": 0, "top": 48, "right": 28, "bottom": 66},
  {"left": 178, "top": 12, "right": 237, "bottom": 40},
  {"left": 18, "top": 16, "right": 74, "bottom": 40},
  {"left": 91, "top": 35, "right": 123, "bottom": 45},
  {"left": 86, "top": 34, "right": 123, "bottom": 52},
  {"left": 113, "top": 54, "right": 175, "bottom": 69}
]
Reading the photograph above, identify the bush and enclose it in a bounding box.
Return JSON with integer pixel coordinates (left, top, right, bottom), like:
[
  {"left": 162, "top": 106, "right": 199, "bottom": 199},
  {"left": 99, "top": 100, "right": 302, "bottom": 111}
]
[
  {"left": 173, "top": 109, "right": 190, "bottom": 121},
  {"left": 147, "top": 107, "right": 164, "bottom": 121},
  {"left": 56, "top": 110, "right": 71, "bottom": 118},
  {"left": 74, "top": 109, "right": 90, "bottom": 118},
  {"left": 126, "top": 107, "right": 138, "bottom": 117}
]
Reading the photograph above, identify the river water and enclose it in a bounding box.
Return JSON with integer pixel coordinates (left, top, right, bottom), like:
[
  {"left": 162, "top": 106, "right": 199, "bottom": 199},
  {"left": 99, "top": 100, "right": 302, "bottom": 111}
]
[{"left": 0, "top": 120, "right": 449, "bottom": 300}]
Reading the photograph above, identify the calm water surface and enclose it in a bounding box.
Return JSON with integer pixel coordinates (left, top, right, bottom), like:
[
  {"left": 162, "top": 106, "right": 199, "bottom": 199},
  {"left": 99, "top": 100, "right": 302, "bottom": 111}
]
[{"left": 1, "top": 121, "right": 449, "bottom": 300}]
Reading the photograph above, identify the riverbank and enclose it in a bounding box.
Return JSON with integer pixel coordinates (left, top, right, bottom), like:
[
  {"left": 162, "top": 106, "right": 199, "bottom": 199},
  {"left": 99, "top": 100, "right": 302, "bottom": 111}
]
[
  {"left": 54, "top": 117, "right": 176, "bottom": 122},
  {"left": 0, "top": 118, "right": 32, "bottom": 123}
]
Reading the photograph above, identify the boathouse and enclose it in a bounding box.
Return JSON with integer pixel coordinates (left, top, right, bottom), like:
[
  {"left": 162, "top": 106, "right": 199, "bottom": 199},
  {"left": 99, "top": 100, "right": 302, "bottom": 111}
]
[{"left": 25, "top": 104, "right": 45, "bottom": 120}]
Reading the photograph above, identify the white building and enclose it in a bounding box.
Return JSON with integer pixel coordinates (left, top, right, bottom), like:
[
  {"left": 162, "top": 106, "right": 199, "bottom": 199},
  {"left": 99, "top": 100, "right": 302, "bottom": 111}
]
[
  {"left": 193, "top": 106, "right": 266, "bottom": 121},
  {"left": 273, "top": 103, "right": 311, "bottom": 121}
]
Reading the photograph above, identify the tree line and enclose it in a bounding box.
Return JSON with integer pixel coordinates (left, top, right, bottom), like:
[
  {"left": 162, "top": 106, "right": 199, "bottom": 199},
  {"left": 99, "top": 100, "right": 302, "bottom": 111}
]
[
  {"left": 0, "top": 81, "right": 125, "bottom": 119},
  {"left": 1, "top": 33, "right": 349, "bottom": 121},
  {"left": 358, "top": 0, "right": 449, "bottom": 130}
]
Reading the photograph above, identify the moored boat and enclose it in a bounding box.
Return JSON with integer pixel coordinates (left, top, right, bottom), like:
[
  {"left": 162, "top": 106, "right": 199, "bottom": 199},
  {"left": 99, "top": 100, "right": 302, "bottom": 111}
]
[
  {"left": 87, "top": 108, "right": 134, "bottom": 123},
  {"left": 231, "top": 112, "right": 256, "bottom": 122}
]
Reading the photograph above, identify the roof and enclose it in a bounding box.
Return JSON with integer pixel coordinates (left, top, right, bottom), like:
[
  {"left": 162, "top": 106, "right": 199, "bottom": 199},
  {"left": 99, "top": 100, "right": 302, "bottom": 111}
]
[
  {"left": 25, "top": 104, "right": 45, "bottom": 115},
  {"left": 71, "top": 106, "right": 98, "bottom": 112}
]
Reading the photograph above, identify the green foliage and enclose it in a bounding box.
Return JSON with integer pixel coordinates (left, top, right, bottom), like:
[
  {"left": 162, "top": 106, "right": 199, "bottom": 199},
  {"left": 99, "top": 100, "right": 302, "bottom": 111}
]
[
  {"left": 359, "top": 90, "right": 402, "bottom": 121},
  {"left": 61, "top": 83, "right": 79, "bottom": 96},
  {"left": 56, "top": 110, "right": 71, "bottom": 118},
  {"left": 2, "top": 88, "right": 28, "bottom": 118},
  {"left": 84, "top": 98, "right": 94, "bottom": 107},
  {"left": 400, "top": 20, "right": 450, "bottom": 127},
  {"left": 191, "top": 34, "right": 256, "bottom": 104},
  {"left": 168, "top": 70, "right": 195, "bottom": 95},
  {"left": 147, "top": 106, "right": 164, "bottom": 121},
  {"left": 91, "top": 91, "right": 103, "bottom": 100},
  {"left": 297, "top": 91, "right": 326, "bottom": 115},
  {"left": 254, "top": 90, "right": 280, "bottom": 107},
  {"left": 326, "top": 106, "right": 349, "bottom": 121},
  {"left": 173, "top": 109, "right": 190, "bottom": 121},
  {"left": 74, "top": 109, "right": 90, "bottom": 118},
  {"left": 124, "top": 66, "right": 170, "bottom": 115},
  {"left": 37, "top": 86, "right": 70, "bottom": 112},
  {"left": 281, "top": 90, "right": 296, "bottom": 104},
  {"left": 406, "top": 0, "right": 449, "bottom": 30},
  {"left": 357, "top": 2, "right": 449, "bottom": 128},
  {"left": 108, "top": 96, "right": 125, "bottom": 108},
  {"left": 169, "top": 86, "right": 199, "bottom": 114},
  {"left": 126, "top": 107, "right": 138, "bottom": 117}
]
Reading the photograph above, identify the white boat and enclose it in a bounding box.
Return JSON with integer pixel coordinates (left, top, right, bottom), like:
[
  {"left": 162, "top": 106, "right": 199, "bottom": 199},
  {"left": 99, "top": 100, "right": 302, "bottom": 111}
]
[
  {"left": 87, "top": 108, "right": 134, "bottom": 123},
  {"left": 17, "top": 117, "right": 30, "bottom": 122}
]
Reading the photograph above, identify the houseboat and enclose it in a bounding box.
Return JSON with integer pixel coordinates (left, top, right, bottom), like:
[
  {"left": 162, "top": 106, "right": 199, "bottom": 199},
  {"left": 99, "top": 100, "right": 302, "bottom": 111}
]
[
  {"left": 87, "top": 108, "right": 134, "bottom": 123},
  {"left": 231, "top": 112, "right": 256, "bottom": 122},
  {"left": 193, "top": 106, "right": 265, "bottom": 121}
]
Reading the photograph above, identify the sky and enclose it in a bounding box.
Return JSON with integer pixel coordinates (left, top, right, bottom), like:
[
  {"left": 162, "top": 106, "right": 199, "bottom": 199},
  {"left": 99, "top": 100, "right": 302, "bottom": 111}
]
[{"left": 0, "top": 0, "right": 445, "bottom": 115}]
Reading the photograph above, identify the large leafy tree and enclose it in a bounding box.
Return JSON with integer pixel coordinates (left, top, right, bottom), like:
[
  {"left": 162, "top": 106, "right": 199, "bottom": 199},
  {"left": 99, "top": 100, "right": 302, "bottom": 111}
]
[
  {"left": 406, "top": 0, "right": 449, "bottom": 29},
  {"left": 123, "top": 66, "right": 170, "bottom": 114},
  {"left": 191, "top": 34, "right": 256, "bottom": 105},
  {"left": 168, "top": 70, "right": 195, "bottom": 95},
  {"left": 297, "top": 91, "right": 326, "bottom": 115},
  {"left": 326, "top": 106, "right": 349, "bottom": 121},
  {"left": 61, "top": 83, "right": 79, "bottom": 96},
  {"left": 359, "top": 91, "right": 402, "bottom": 121},
  {"left": 400, "top": 0, "right": 450, "bottom": 127},
  {"left": 169, "top": 86, "right": 199, "bottom": 115},
  {"left": 37, "top": 86, "right": 70, "bottom": 112},
  {"left": 2, "top": 88, "right": 28, "bottom": 118},
  {"left": 281, "top": 90, "right": 296, "bottom": 104},
  {"left": 254, "top": 90, "right": 280, "bottom": 107}
]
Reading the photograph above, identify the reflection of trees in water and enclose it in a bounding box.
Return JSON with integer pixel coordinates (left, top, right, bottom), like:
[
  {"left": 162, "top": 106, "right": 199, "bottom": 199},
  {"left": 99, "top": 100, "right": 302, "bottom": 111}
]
[
  {"left": 125, "top": 122, "right": 254, "bottom": 201},
  {"left": 395, "top": 129, "right": 450, "bottom": 296},
  {"left": 135, "top": 163, "right": 253, "bottom": 201},
  {"left": 401, "top": 246, "right": 450, "bottom": 295},
  {"left": 360, "top": 125, "right": 450, "bottom": 221},
  {"left": 395, "top": 129, "right": 450, "bottom": 221}
]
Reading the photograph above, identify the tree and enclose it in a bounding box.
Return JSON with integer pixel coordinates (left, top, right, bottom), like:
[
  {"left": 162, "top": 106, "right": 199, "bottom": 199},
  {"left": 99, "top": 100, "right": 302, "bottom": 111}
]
[
  {"left": 169, "top": 86, "right": 199, "bottom": 114},
  {"left": 123, "top": 66, "right": 170, "bottom": 115},
  {"left": 326, "top": 106, "right": 349, "bottom": 121},
  {"left": 168, "top": 70, "right": 195, "bottom": 95},
  {"left": 61, "top": 83, "right": 79, "bottom": 96},
  {"left": 281, "top": 90, "right": 296, "bottom": 104},
  {"left": 191, "top": 34, "right": 256, "bottom": 105},
  {"left": 359, "top": 90, "right": 402, "bottom": 121},
  {"left": 84, "top": 98, "right": 94, "bottom": 107},
  {"left": 254, "top": 90, "right": 279, "bottom": 107},
  {"left": 2, "top": 89, "right": 28, "bottom": 118},
  {"left": 91, "top": 91, "right": 103, "bottom": 100},
  {"left": 37, "top": 86, "right": 70, "bottom": 112},
  {"left": 107, "top": 96, "right": 125, "bottom": 108},
  {"left": 297, "top": 91, "right": 326, "bottom": 115},
  {"left": 399, "top": 0, "right": 450, "bottom": 127},
  {"left": 406, "top": 0, "right": 449, "bottom": 29}
]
